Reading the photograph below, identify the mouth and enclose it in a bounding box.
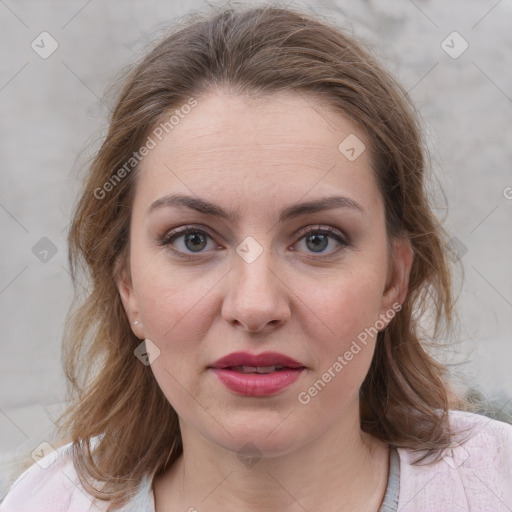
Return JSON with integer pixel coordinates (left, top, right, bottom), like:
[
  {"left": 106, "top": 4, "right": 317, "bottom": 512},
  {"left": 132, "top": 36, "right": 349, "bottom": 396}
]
[{"left": 208, "top": 352, "right": 306, "bottom": 396}]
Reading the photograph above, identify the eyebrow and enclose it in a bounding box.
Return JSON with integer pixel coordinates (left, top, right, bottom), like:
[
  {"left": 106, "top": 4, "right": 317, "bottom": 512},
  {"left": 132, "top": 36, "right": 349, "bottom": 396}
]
[{"left": 147, "top": 193, "right": 363, "bottom": 223}]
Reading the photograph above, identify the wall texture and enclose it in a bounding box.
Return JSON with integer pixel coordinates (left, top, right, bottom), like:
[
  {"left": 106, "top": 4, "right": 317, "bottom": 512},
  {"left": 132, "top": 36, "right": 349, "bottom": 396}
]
[{"left": 1, "top": 0, "right": 511, "bottom": 498}]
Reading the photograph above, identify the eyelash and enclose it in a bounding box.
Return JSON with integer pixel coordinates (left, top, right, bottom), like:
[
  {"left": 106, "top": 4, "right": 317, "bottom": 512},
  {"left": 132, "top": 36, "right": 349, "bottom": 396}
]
[{"left": 159, "top": 224, "right": 349, "bottom": 261}]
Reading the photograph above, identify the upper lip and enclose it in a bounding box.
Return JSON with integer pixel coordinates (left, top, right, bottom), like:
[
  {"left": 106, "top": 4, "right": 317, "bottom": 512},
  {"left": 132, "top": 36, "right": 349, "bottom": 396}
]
[{"left": 209, "top": 351, "right": 305, "bottom": 369}]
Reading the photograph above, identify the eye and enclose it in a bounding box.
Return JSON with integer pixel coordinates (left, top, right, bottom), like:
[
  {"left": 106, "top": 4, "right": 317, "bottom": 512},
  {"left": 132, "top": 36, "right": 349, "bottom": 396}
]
[
  {"left": 160, "top": 226, "right": 218, "bottom": 256},
  {"left": 293, "top": 226, "right": 348, "bottom": 258},
  {"left": 159, "top": 224, "right": 349, "bottom": 260}
]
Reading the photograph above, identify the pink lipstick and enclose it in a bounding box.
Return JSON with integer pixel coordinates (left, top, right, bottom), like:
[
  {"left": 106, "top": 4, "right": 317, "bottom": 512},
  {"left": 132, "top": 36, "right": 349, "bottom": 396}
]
[{"left": 209, "top": 351, "right": 306, "bottom": 397}]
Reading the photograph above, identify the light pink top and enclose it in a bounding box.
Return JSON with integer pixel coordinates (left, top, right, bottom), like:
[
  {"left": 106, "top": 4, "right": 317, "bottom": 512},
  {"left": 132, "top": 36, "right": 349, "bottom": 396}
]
[{"left": 1, "top": 411, "right": 511, "bottom": 511}]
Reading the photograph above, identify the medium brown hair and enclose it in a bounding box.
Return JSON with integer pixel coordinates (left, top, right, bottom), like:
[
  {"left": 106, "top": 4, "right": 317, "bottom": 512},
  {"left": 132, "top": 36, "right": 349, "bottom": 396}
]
[{"left": 58, "top": 3, "right": 464, "bottom": 508}]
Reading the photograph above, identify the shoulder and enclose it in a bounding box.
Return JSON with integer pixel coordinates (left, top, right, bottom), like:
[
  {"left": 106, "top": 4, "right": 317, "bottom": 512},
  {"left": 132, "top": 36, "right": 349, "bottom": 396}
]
[
  {"left": 0, "top": 440, "right": 109, "bottom": 512},
  {"left": 396, "top": 410, "right": 512, "bottom": 511}
]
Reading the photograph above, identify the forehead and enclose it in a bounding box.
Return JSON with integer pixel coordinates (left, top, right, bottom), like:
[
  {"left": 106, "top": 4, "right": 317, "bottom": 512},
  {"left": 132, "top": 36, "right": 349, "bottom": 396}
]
[{"left": 134, "top": 89, "right": 381, "bottom": 218}]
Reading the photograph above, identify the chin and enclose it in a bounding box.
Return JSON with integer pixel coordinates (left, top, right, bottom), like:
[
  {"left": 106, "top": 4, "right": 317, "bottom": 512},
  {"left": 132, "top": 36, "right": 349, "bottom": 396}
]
[{"left": 199, "top": 414, "right": 307, "bottom": 458}]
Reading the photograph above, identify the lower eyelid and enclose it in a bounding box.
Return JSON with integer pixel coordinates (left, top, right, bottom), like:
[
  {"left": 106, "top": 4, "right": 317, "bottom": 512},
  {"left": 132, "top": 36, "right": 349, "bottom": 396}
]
[
  {"left": 293, "top": 233, "right": 347, "bottom": 256},
  {"left": 163, "top": 231, "right": 216, "bottom": 251}
]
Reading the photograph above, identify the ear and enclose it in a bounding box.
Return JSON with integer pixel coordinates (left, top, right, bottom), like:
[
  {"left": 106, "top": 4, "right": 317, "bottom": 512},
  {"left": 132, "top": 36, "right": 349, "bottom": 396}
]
[
  {"left": 116, "top": 258, "right": 145, "bottom": 340},
  {"left": 381, "top": 236, "right": 414, "bottom": 314}
]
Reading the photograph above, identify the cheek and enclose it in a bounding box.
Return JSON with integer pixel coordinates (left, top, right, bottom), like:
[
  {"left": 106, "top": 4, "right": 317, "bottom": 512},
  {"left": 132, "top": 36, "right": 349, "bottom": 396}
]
[
  {"left": 294, "top": 264, "right": 386, "bottom": 401},
  {"left": 132, "top": 263, "right": 214, "bottom": 408},
  {"left": 295, "top": 278, "right": 382, "bottom": 414},
  {"left": 130, "top": 247, "right": 219, "bottom": 345},
  {"left": 302, "top": 268, "right": 385, "bottom": 346}
]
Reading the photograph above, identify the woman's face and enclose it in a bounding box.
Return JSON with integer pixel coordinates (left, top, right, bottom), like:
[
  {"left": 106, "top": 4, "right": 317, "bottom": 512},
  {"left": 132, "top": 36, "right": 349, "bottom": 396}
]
[{"left": 118, "top": 89, "right": 411, "bottom": 456}]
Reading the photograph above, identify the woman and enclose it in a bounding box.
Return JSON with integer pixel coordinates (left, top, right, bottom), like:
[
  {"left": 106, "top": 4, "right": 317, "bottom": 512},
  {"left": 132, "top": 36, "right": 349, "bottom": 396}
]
[{"left": 2, "top": 4, "right": 511, "bottom": 512}]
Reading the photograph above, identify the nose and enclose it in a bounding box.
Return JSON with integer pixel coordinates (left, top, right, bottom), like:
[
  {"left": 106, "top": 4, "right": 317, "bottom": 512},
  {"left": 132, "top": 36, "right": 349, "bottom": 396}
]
[{"left": 221, "top": 247, "right": 291, "bottom": 334}]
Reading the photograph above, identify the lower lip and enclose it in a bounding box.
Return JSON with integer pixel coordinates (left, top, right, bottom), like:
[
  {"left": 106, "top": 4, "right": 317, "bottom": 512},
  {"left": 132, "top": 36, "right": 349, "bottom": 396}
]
[{"left": 210, "top": 368, "right": 305, "bottom": 396}]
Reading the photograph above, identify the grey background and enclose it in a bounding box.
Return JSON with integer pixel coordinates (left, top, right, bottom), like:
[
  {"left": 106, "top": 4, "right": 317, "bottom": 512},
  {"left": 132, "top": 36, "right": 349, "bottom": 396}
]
[{"left": 1, "top": 0, "right": 511, "bottom": 498}]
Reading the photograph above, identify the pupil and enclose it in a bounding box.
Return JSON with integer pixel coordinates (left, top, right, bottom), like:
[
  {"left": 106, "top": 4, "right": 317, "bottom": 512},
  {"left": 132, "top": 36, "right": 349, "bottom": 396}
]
[
  {"left": 185, "top": 232, "right": 206, "bottom": 252},
  {"left": 306, "top": 234, "right": 328, "bottom": 252}
]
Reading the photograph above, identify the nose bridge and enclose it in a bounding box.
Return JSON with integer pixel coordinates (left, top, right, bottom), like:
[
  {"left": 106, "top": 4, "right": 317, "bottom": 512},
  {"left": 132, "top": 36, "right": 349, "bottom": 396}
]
[
  {"left": 236, "top": 240, "right": 275, "bottom": 297},
  {"left": 222, "top": 236, "right": 290, "bottom": 331}
]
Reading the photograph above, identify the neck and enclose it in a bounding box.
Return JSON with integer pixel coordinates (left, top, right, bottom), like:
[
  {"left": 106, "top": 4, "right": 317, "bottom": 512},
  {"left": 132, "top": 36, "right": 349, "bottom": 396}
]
[{"left": 154, "top": 402, "right": 390, "bottom": 512}]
